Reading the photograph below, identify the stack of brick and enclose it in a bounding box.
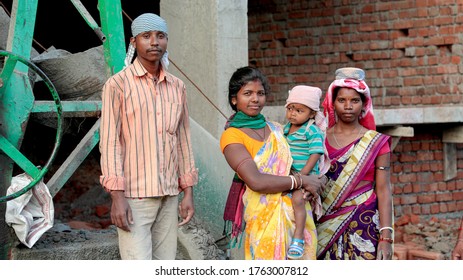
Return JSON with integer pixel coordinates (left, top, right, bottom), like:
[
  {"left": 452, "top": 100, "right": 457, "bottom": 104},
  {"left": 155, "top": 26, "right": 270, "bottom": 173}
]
[{"left": 393, "top": 214, "right": 459, "bottom": 259}]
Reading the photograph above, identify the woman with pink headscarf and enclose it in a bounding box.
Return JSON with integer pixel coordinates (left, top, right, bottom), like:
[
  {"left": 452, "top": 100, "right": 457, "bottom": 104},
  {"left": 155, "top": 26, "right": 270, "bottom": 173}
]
[{"left": 316, "top": 67, "right": 394, "bottom": 260}]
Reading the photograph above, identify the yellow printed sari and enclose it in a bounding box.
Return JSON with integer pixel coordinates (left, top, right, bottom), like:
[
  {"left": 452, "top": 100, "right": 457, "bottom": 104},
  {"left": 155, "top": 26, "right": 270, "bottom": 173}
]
[{"left": 243, "top": 122, "right": 317, "bottom": 260}]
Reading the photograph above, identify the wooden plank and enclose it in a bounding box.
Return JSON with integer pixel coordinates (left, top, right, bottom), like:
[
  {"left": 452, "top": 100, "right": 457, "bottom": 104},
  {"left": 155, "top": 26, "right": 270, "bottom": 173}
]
[
  {"left": 443, "top": 143, "right": 457, "bottom": 181},
  {"left": 47, "top": 119, "right": 100, "bottom": 197}
]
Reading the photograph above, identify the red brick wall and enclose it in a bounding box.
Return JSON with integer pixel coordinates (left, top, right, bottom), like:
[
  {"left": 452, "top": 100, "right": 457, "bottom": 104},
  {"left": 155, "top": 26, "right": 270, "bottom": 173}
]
[
  {"left": 248, "top": 0, "right": 463, "bottom": 218},
  {"left": 391, "top": 131, "right": 463, "bottom": 217}
]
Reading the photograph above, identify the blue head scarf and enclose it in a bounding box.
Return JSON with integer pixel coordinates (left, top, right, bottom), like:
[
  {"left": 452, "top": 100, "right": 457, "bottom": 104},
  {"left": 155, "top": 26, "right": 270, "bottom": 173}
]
[{"left": 124, "top": 13, "right": 169, "bottom": 70}]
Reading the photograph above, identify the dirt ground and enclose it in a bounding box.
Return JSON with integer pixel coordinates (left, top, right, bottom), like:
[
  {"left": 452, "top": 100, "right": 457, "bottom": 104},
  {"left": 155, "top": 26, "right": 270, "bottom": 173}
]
[
  {"left": 48, "top": 152, "right": 460, "bottom": 260},
  {"left": 11, "top": 123, "right": 461, "bottom": 260}
]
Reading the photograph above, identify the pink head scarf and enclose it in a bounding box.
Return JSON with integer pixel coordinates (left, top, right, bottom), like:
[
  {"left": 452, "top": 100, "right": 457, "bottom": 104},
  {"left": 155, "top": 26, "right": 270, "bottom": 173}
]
[{"left": 322, "top": 67, "right": 376, "bottom": 130}]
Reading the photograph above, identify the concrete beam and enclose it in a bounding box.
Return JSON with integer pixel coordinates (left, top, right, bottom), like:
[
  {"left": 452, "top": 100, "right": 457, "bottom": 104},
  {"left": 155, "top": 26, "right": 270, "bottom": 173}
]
[
  {"left": 375, "top": 106, "right": 462, "bottom": 126},
  {"left": 377, "top": 126, "right": 415, "bottom": 151},
  {"left": 378, "top": 126, "right": 414, "bottom": 137},
  {"left": 443, "top": 126, "right": 463, "bottom": 143},
  {"left": 265, "top": 105, "right": 462, "bottom": 127},
  {"left": 444, "top": 143, "right": 457, "bottom": 181}
]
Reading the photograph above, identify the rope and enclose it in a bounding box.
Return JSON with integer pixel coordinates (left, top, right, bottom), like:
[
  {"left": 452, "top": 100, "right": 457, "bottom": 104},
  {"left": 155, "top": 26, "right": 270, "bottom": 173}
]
[
  {"left": 168, "top": 58, "right": 228, "bottom": 120},
  {"left": 121, "top": 11, "right": 228, "bottom": 120}
]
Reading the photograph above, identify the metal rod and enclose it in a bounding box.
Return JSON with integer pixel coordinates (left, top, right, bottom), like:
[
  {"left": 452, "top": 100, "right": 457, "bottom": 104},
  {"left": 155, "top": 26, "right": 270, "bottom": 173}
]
[{"left": 69, "top": 0, "right": 106, "bottom": 42}]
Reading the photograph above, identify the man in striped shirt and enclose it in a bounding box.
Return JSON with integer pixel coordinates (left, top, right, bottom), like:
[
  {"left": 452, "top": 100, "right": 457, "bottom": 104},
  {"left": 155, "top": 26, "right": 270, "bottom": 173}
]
[{"left": 99, "top": 13, "right": 198, "bottom": 260}]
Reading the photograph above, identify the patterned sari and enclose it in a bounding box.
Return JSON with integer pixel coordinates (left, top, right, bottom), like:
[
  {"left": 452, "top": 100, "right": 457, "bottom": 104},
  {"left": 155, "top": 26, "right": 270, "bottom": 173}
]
[
  {"left": 316, "top": 130, "right": 390, "bottom": 260},
  {"left": 243, "top": 122, "right": 318, "bottom": 260}
]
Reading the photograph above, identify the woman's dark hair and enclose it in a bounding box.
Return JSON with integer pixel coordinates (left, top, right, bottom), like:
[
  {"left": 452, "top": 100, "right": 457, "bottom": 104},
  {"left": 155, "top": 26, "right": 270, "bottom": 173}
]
[
  {"left": 228, "top": 66, "right": 270, "bottom": 112},
  {"left": 332, "top": 86, "right": 366, "bottom": 104}
]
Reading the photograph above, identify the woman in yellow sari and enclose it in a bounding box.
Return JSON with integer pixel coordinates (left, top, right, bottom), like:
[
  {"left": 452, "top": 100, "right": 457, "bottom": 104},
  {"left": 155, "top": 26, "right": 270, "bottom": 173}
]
[{"left": 220, "top": 66, "right": 325, "bottom": 260}]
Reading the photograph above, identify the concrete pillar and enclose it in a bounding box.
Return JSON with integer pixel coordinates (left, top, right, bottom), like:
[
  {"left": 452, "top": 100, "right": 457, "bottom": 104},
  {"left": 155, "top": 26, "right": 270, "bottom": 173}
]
[
  {"left": 159, "top": 2, "right": 247, "bottom": 258},
  {"left": 160, "top": 0, "right": 248, "bottom": 139}
]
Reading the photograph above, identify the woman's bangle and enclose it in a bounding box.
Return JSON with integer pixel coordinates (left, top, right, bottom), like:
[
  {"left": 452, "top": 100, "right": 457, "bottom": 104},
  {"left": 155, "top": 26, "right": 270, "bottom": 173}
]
[
  {"left": 295, "top": 173, "right": 303, "bottom": 190},
  {"left": 289, "top": 175, "right": 296, "bottom": 191},
  {"left": 320, "top": 175, "right": 328, "bottom": 185},
  {"left": 379, "top": 226, "right": 394, "bottom": 233},
  {"left": 379, "top": 237, "right": 394, "bottom": 243}
]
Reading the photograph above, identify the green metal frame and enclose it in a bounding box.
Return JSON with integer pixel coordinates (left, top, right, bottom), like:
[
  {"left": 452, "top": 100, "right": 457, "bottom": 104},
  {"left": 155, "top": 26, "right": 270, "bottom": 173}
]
[
  {"left": 0, "top": 0, "right": 126, "bottom": 259},
  {"left": 99, "top": 0, "right": 126, "bottom": 76},
  {"left": 0, "top": 0, "right": 39, "bottom": 260},
  {"left": 39, "top": 0, "right": 126, "bottom": 196},
  {"left": 0, "top": 50, "right": 63, "bottom": 203}
]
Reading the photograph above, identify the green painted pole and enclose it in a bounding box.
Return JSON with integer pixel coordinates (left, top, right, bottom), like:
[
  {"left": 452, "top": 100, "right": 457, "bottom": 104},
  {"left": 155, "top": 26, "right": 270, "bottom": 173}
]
[
  {"left": 0, "top": 0, "right": 38, "bottom": 260},
  {"left": 98, "top": 0, "right": 125, "bottom": 76}
]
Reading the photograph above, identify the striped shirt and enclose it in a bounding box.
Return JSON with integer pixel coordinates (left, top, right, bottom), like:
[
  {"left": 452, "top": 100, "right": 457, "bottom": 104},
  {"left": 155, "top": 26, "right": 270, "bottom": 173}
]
[
  {"left": 283, "top": 121, "right": 324, "bottom": 175},
  {"left": 99, "top": 58, "right": 198, "bottom": 197}
]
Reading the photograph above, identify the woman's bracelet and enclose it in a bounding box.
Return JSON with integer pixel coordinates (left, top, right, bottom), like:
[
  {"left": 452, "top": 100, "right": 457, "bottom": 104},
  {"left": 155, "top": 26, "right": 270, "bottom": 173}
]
[
  {"left": 379, "top": 226, "right": 394, "bottom": 233},
  {"left": 289, "top": 175, "right": 296, "bottom": 191},
  {"left": 320, "top": 175, "right": 328, "bottom": 185},
  {"left": 379, "top": 237, "right": 394, "bottom": 243},
  {"left": 295, "top": 173, "right": 303, "bottom": 190}
]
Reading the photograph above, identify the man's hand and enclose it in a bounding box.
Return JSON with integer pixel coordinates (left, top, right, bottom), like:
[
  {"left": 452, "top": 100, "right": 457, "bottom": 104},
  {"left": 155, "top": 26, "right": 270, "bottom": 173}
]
[
  {"left": 178, "top": 187, "right": 194, "bottom": 226},
  {"left": 109, "top": 190, "right": 133, "bottom": 232}
]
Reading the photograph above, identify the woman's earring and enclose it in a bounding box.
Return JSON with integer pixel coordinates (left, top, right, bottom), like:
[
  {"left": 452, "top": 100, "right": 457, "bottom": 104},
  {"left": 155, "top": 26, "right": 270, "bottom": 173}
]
[{"left": 360, "top": 109, "right": 365, "bottom": 119}]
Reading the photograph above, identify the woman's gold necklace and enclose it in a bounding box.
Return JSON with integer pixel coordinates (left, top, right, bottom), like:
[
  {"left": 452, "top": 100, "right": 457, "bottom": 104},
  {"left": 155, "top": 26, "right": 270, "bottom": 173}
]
[{"left": 332, "top": 125, "right": 362, "bottom": 148}]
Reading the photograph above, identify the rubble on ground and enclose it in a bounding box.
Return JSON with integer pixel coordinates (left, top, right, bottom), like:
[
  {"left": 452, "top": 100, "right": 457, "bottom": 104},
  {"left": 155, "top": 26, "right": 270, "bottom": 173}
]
[{"left": 394, "top": 214, "right": 460, "bottom": 260}]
